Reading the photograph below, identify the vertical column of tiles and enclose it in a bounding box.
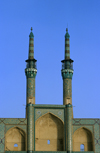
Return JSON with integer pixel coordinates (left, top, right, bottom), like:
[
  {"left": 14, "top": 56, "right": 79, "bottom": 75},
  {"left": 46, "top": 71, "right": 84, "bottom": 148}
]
[
  {"left": 65, "top": 37, "right": 70, "bottom": 60},
  {"left": 27, "top": 78, "right": 35, "bottom": 104},
  {"left": 0, "top": 122, "right": 5, "bottom": 152},
  {"left": 29, "top": 37, "right": 34, "bottom": 59},
  {"left": 66, "top": 104, "right": 73, "bottom": 153},
  {"left": 27, "top": 104, "right": 34, "bottom": 152},
  {"left": 63, "top": 79, "right": 72, "bottom": 105},
  {"left": 94, "top": 122, "right": 100, "bottom": 152}
]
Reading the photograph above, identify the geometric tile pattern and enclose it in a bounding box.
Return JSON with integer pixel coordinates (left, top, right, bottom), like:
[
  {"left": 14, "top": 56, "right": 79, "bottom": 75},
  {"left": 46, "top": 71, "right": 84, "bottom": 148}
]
[
  {"left": 0, "top": 113, "right": 100, "bottom": 153},
  {"left": 0, "top": 118, "right": 27, "bottom": 152},
  {"left": 5, "top": 151, "right": 95, "bottom": 153},
  {"left": 73, "top": 118, "right": 100, "bottom": 153},
  {"left": 65, "top": 105, "right": 73, "bottom": 151},
  {"left": 35, "top": 108, "right": 64, "bottom": 122},
  {"left": 27, "top": 78, "right": 35, "bottom": 97},
  {"left": 27, "top": 105, "right": 34, "bottom": 151},
  {"left": 63, "top": 79, "right": 72, "bottom": 98},
  {"left": 0, "top": 122, "right": 4, "bottom": 152}
]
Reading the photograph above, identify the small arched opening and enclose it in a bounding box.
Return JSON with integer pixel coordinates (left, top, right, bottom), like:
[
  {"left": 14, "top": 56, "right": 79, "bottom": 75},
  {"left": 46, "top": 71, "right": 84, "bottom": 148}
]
[
  {"left": 47, "top": 140, "right": 50, "bottom": 144},
  {"left": 73, "top": 127, "right": 93, "bottom": 151},
  {"left": 5, "top": 127, "right": 26, "bottom": 151},
  {"left": 80, "top": 144, "right": 84, "bottom": 151},
  {"left": 14, "top": 144, "right": 18, "bottom": 151}
]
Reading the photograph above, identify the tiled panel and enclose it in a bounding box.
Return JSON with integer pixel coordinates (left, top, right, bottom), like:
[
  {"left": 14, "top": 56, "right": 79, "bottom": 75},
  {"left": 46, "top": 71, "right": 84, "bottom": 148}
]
[
  {"left": 5, "top": 125, "right": 27, "bottom": 133},
  {"left": 73, "top": 118, "right": 100, "bottom": 152},
  {"left": 0, "top": 122, "right": 5, "bottom": 152},
  {"left": 27, "top": 78, "right": 35, "bottom": 97},
  {"left": 35, "top": 108, "right": 64, "bottom": 122},
  {"left": 0, "top": 118, "right": 27, "bottom": 125},
  {"left": 73, "top": 125, "right": 93, "bottom": 133},
  {"left": 63, "top": 79, "right": 72, "bottom": 98},
  {"left": 73, "top": 119, "right": 96, "bottom": 125},
  {"left": 5, "top": 151, "right": 27, "bottom": 153}
]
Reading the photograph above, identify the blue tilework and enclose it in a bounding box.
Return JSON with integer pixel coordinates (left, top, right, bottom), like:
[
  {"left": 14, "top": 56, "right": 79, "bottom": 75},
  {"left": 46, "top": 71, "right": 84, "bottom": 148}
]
[
  {"left": 73, "top": 125, "right": 93, "bottom": 134},
  {"left": 66, "top": 106, "right": 73, "bottom": 151},
  {"left": 35, "top": 108, "right": 64, "bottom": 122},
  {"left": 3, "top": 118, "right": 27, "bottom": 125},
  {"left": 27, "top": 105, "right": 34, "bottom": 151},
  {"left": 5, "top": 152, "right": 67, "bottom": 153},
  {"left": 27, "top": 78, "right": 35, "bottom": 97},
  {"left": 5, "top": 151, "right": 27, "bottom": 153},
  {"left": 0, "top": 123, "right": 5, "bottom": 152},
  {"left": 5, "top": 125, "right": 27, "bottom": 133},
  {"left": 63, "top": 79, "right": 72, "bottom": 98},
  {"left": 73, "top": 118, "right": 100, "bottom": 152},
  {"left": 73, "top": 118, "right": 97, "bottom": 125},
  {"left": 72, "top": 152, "right": 94, "bottom": 153}
]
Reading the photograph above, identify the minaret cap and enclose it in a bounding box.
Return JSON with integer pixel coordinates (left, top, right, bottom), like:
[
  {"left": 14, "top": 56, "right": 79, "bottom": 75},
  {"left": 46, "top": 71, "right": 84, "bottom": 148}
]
[
  {"left": 29, "top": 27, "right": 34, "bottom": 38},
  {"left": 65, "top": 28, "right": 70, "bottom": 39}
]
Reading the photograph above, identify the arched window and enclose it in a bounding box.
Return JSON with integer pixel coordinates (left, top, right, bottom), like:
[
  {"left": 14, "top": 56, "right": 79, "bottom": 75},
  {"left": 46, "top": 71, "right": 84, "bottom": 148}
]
[
  {"left": 47, "top": 140, "right": 50, "bottom": 144},
  {"left": 80, "top": 144, "right": 84, "bottom": 151},
  {"left": 14, "top": 144, "right": 18, "bottom": 147}
]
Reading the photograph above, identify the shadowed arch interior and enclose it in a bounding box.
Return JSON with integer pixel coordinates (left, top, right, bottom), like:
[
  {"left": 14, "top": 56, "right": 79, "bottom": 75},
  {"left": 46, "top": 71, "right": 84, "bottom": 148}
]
[
  {"left": 73, "top": 127, "right": 93, "bottom": 151},
  {"left": 35, "top": 113, "right": 64, "bottom": 151},
  {"left": 5, "top": 127, "right": 26, "bottom": 151}
]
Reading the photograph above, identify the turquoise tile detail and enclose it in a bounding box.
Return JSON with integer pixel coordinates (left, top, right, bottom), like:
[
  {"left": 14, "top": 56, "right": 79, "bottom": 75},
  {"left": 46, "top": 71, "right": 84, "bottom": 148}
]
[
  {"left": 73, "top": 125, "right": 93, "bottom": 134},
  {"left": 0, "top": 123, "right": 5, "bottom": 152},
  {"left": 5, "top": 125, "right": 27, "bottom": 133},
  {"left": 73, "top": 119, "right": 96, "bottom": 125},
  {"left": 35, "top": 108, "right": 64, "bottom": 122}
]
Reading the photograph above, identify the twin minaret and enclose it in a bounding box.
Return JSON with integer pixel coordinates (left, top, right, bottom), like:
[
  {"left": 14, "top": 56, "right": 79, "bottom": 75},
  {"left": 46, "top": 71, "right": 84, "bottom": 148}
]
[
  {"left": 61, "top": 28, "right": 74, "bottom": 152},
  {"left": 61, "top": 28, "right": 74, "bottom": 105},
  {"left": 25, "top": 28, "right": 37, "bottom": 152},
  {"left": 25, "top": 28, "right": 73, "bottom": 152},
  {"left": 25, "top": 28, "right": 74, "bottom": 106},
  {"left": 25, "top": 27, "right": 37, "bottom": 105}
]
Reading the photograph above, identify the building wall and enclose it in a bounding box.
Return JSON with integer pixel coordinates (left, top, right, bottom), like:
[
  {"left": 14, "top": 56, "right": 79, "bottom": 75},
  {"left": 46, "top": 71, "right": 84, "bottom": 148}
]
[
  {"left": 0, "top": 118, "right": 27, "bottom": 152},
  {"left": 0, "top": 106, "right": 100, "bottom": 153},
  {"left": 73, "top": 118, "right": 100, "bottom": 152}
]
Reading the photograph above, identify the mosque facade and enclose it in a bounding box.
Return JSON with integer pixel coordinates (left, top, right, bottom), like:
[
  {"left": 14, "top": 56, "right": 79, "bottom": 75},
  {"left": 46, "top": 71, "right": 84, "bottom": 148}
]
[{"left": 0, "top": 28, "right": 100, "bottom": 153}]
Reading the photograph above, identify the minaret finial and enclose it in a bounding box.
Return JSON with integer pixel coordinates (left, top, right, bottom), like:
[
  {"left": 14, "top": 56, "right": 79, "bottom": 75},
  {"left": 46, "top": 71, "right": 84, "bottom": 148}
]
[
  {"left": 31, "top": 27, "right": 33, "bottom": 32},
  {"left": 66, "top": 28, "right": 68, "bottom": 32}
]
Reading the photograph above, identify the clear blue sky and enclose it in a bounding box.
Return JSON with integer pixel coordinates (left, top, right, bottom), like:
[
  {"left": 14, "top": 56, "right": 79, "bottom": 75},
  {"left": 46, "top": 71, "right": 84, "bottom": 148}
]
[{"left": 0, "top": 0, "right": 100, "bottom": 118}]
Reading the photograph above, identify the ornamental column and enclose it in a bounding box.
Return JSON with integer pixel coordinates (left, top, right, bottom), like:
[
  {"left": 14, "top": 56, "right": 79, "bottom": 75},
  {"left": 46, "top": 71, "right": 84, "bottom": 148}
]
[
  {"left": 25, "top": 27, "right": 37, "bottom": 152},
  {"left": 61, "top": 29, "right": 73, "bottom": 152}
]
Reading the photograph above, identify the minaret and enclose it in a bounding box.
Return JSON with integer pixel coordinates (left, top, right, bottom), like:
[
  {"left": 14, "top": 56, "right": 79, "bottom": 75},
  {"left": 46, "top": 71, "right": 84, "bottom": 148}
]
[
  {"left": 25, "top": 28, "right": 37, "bottom": 152},
  {"left": 25, "top": 27, "right": 37, "bottom": 105},
  {"left": 61, "top": 28, "right": 74, "bottom": 105},
  {"left": 61, "top": 29, "right": 73, "bottom": 152}
]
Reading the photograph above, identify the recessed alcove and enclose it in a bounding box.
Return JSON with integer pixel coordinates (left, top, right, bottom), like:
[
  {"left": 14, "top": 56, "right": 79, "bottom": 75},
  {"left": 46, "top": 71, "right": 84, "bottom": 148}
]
[{"left": 35, "top": 113, "right": 64, "bottom": 151}]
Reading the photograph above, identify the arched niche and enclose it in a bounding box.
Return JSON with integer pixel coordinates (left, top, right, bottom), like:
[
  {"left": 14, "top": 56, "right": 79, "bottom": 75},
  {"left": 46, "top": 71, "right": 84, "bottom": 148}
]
[
  {"left": 5, "top": 127, "right": 26, "bottom": 151},
  {"left": 73, "top": 127, "right": 93, "bottom": 151},
  {"left": 35, "top": 113, "right": 64, "bottom": 151}
]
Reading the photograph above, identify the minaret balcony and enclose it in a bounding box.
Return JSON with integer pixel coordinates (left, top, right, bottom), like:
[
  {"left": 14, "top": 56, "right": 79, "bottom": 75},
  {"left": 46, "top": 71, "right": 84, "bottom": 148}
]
[
  {"left": 61, "top": 59, "right": 73, "bottom": 70},
  {"left": 26, "top": 59, "right": 37, "bottom": 69}
]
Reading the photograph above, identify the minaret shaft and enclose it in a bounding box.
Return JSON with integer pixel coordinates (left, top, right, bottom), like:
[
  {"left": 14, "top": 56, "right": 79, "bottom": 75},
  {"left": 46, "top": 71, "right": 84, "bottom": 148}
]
[
  {"left": 27, "top": 77, "right": 35, "bottom": 104},
  {"left": 25, "top": 28, "right": 37, "bottom": 152},
  {"left": 65, "top": 38, "right": 70, "bottom": 59},
  {"left": 25, "top": 28, "right": 37, "bottom": 105},
  {"left": 29, "top": 37, "right": 34, "bottom": 59},
  {"left": 63, "top": 78, "right": 72, "bottom": 105},
  {"left": 61, "top": 29, "right": 73, "bottom": 105},
  {"left": 61, "top": 29, "right": 73, "bottom": 152}
]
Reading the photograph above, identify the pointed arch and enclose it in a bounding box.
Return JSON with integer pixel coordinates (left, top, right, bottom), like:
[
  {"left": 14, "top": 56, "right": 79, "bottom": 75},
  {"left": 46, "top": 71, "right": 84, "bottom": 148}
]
[
  {"left": 35, "top": 112, "right": 64, "bottom": 151},
  {"left": 73, "top": 127, "right": 93, "bottom": 151},
  {"left": 5, "top": 126, "right": 26, "bottom": 151},
  {"left": 36, "top": 112, "right": 64, "bottom": 124}
]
